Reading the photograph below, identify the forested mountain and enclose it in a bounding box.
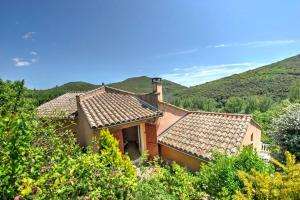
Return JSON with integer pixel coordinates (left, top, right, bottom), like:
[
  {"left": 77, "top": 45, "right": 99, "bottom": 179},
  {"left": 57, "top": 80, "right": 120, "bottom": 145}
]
[
  {"left": 175, "top": 54, "right": 300, "bottom": 104},
  {"left": 31, "top": 76, "right": 186, "bottom": 105},
  {"left": 31, "top": 82, "right": 99, "bottom": 105},
  {"left": 31, "top": 54, "right": 300, "bottom": 106},
  {"left": 108, "top": 76, "right": 186, "bottom": 101}
]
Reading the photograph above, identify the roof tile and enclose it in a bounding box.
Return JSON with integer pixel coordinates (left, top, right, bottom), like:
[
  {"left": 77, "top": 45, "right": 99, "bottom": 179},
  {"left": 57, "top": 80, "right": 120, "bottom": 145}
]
[
  {"left": 78, "top": 86, "right": 162, "bottom": 128},
  {"left": 158, "top": 112, "right": 252, "bottom": 160},
  {"left": 37, "top": 92, "right": 82, "bottom": 118}
]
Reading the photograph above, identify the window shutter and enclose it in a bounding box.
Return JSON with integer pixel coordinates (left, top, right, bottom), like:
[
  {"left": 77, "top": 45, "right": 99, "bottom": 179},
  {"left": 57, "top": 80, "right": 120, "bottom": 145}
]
[{"left": 145, "top": 123, "right": 158, "bottom": 159}]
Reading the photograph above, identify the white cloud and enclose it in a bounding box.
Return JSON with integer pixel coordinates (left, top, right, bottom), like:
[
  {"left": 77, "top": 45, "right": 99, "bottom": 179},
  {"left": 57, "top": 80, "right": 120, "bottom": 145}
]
[
  {"left": 30, "top": 51, "right": 38, "bottom": 55},
  {"left": 160, "top": 62, "right": 265, "bottom": 86},
  {"left": 13, "top": 56, "right": 39, "bottom": 67},
  {"left": 31, "top": 57, "right": 39, "bottom": 63},
  {"left": 12, "top": 57, "right": 32, "bottom": 67},
  {"left": 208, "top": 40, "right": 297, "bottom": 48},
  {"left": 157, "top": 48, "right": 198, "bottom": 58},
  {"left": 23, "top": 32, "right": 36, "bottom": 40}
]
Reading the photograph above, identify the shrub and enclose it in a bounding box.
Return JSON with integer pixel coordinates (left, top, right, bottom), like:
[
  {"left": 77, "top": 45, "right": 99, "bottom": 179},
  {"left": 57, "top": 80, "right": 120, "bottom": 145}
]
[
  {"left": 136, "top": 161, "right": 203, "bottom": 200},
  {"left": 234, "top": 152, "right": 300, "bottom": 200},
  {"left": 197, "top": 147, "right": 273, "bottom": 199},
  {"left": 16, "top": 129, "right": 137, "bottom": 199}
]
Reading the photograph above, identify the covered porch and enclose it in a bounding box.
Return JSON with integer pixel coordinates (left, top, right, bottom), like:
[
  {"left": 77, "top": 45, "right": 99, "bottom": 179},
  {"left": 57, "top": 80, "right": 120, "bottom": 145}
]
[{"left": 110, "top": 122, "right": 158, "bottom": 161}]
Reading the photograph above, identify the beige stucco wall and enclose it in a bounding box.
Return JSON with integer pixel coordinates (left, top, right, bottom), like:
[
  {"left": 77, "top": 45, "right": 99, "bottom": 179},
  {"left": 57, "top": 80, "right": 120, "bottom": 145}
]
[
  {"left": 76, "top": 104, "right": 94, "bottom": 146},
  {"left": 160, "top": 144, "right": 203, "bottom": 171},
  {"left": 241, "top": 121, "right": 261, "bottom": 151},
  {"left": 156, "top": 102, "right": 188, "bottom": 135}
]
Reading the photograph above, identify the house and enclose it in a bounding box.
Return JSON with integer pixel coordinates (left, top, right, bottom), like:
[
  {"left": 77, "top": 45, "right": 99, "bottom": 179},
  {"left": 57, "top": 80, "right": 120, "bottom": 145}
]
[{"left": 37, "top": 78, "right": 262, "bottom": 170}]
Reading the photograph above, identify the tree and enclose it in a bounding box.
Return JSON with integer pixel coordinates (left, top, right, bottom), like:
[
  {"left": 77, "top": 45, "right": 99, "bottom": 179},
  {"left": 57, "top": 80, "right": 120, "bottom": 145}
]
[
  {"left": 252, "top": 100, "right": 290, "bottom": 142},
  {"left": 0, "top": 80, "right": 38, "bottom": 198},
  {"left": 234, "top": 152, "right": 300, "bottom": 200},
  {"left": 245, "top": 96, "right": 260, "bottom": 114},
  {"left": 224, "top": 97, "right": 245, "bottom": 113},
  {"left": 289, "top": 80, "right": 300, "bottom": 102},
  {"left": 258, "top": 96, "right": 273, "bottom": 112},
  {"left": 203, "top": 98, "right": 217, "bottom": 112},
  {"left": 271, "top": 104, "right": 300, "bottom": 160}
]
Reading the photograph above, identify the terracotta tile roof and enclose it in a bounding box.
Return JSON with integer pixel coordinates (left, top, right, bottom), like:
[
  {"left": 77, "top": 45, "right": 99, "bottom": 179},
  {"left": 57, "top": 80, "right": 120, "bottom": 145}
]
[
  {"left": 78, "top": 86, "right": 162, "bottom": 128},
  {"left": 158, "top": 112, "right": 253, "bottom": 160},
  {"left": 37, "top": 92, "right": 82, "bottom": 118}
]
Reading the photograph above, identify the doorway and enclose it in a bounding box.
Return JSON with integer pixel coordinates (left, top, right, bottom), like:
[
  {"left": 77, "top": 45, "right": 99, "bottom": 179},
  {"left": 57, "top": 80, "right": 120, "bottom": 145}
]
[{"left": 123, "top": 125, "right": 141, "bottom": 161}]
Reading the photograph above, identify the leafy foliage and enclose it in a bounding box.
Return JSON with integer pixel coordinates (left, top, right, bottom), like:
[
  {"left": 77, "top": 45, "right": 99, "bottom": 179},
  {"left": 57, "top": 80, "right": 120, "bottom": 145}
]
[
  {"left": 197, "top": 148, "right": 274, "bottom": 199},
  {"left": 234, "top": 152, "right": 300, "bottom": 200},
  {"left": 18, "top": 129, "right": 137, "bottom": 199},
  {"left": 136, "top": 160, "right": 203, "bottom": 200},
  {"left": 271, "top": 104, "right": 300, "bottom": 160}
]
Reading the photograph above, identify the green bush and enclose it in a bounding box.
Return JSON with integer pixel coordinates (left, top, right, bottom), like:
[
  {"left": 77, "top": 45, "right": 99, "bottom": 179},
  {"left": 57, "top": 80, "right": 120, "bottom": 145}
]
[
  {"left": 14, "top": 128, "right": 138, "bottom": 199},
  {"left": 197, "top": 148, "right": 273, "bottom": 199},
  {"left": 136, "top": 161, "right": 203, "bottom": 200}
]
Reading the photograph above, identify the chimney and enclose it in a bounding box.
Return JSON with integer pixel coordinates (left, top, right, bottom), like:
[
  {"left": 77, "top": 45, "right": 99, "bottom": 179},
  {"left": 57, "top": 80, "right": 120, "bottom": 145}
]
[{"left": 152, "top": 77, "right": 163, "bottom": 102}]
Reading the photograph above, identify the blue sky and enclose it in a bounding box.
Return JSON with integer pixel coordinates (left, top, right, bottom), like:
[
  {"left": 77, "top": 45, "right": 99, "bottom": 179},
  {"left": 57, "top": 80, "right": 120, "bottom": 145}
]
[{"left": 1, "top": 0, "right": 300, "bottom": 89}]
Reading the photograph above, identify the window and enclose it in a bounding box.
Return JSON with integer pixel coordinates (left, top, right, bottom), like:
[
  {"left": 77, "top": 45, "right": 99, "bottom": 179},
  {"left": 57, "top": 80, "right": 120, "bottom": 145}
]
[{"left": 250, "top": 133, "right": 254, "bottom": 141}]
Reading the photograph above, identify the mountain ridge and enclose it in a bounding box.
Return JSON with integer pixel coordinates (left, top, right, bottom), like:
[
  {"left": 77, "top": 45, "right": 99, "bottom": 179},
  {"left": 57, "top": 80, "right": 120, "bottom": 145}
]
[{"left": 31, "top": 54, "right": 300, "bottom": 105}]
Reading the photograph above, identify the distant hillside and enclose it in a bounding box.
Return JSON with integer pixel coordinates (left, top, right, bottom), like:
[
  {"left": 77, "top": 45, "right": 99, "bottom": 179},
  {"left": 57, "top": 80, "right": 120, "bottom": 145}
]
[
  {"left": 32, "top": 54, "right": 300, "bottom": 106},
  {"left": 32, "top": 76, "right": 186, "bottom": 105},
  {"left": 109, "top": 76, "right": 186, "bottom": 101},
  {"left": 175, "top": 54, "right": 300, "bottom": 104},
  {"left": 32, "top": 82, "right": 99, "bottom": 105}
]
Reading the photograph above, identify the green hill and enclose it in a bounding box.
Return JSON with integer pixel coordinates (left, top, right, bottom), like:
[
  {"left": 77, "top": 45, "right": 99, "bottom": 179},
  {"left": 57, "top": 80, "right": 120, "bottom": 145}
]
[
  {"left": 109, "top": 76, "right": 186, "bottom": 101},
  {"left": 32, "top": 82, "right": 99, "bottom": 105},
  {"left": 175, "top": 54, "right": 300, "bottom": 104},
  {"left": 32, "top": 54, "right": 300, "bottom": 106},
  {"left": 32, "top": 76, "right": 186, "bottom": 105}
]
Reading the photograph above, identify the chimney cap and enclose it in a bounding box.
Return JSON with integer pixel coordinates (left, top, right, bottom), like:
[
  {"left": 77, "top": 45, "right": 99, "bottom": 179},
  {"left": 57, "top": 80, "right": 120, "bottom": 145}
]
[{"left": 152, "top": 77, "right": 162, "bottom": 83}]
